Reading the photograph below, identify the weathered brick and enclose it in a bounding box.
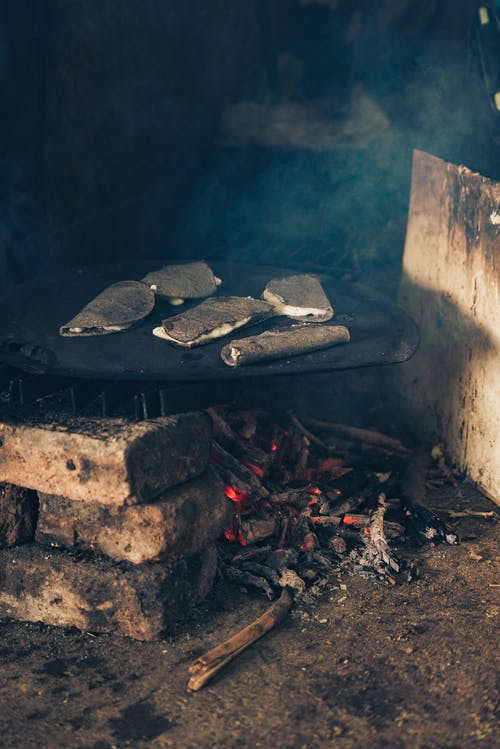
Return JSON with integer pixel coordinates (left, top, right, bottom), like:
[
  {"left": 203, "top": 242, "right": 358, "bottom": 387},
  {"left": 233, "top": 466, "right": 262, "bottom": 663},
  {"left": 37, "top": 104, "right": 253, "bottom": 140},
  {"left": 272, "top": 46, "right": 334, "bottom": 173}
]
[
  {"left": 36, "top": 468, "right": 234, "bottom": 564},
  {"left": 0, "top": 483, "right": 38, "bottom": 548},
  {"left": 0, "top": 411, "right": 211, "bottom": 505},
  {"left": 0, "top": 543, "right": 217, "bottom": 640}
]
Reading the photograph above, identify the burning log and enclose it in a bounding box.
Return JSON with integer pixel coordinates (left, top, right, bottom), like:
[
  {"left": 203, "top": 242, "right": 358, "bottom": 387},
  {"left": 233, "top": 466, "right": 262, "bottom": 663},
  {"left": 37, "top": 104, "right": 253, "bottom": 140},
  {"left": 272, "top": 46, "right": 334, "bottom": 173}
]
[
  {"left": 211, "top": 440, "right": 269, "bottom": 500},
  {"left": 207, "top": 408, "right": 270, "bottom": 471},
  {"left": 188, "top": 586, "right": 293, "bottom": 691}
]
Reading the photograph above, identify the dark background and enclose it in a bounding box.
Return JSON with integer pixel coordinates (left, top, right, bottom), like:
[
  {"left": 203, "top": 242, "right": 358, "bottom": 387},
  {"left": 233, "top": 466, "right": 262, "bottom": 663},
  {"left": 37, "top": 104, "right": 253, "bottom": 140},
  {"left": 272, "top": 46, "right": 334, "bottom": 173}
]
[{"left": 1, "top": 0, "right": 498, "bottom": 293}]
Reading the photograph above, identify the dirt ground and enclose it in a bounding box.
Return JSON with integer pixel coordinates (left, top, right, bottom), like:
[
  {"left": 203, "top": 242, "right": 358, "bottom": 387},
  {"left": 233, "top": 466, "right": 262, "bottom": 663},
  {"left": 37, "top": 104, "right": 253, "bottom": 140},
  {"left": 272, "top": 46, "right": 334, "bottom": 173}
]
[{"left": 0, "top": 482, "right": 498, "bottom": 749}]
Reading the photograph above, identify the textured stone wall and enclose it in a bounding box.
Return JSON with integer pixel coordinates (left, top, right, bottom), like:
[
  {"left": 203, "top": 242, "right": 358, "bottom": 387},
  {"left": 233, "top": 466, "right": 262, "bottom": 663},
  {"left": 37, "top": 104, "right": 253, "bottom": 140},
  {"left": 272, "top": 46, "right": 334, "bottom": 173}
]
[{"left": 393, "top": 150, "right": 500, "bottom": 504}]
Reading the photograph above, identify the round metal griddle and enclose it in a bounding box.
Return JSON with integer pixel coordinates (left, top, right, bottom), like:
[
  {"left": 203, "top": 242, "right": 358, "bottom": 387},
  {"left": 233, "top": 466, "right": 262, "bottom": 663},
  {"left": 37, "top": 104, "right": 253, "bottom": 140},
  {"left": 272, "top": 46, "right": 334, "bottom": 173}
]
[{"left": 0, "top": 261, "right": 418, "bottom": 380}]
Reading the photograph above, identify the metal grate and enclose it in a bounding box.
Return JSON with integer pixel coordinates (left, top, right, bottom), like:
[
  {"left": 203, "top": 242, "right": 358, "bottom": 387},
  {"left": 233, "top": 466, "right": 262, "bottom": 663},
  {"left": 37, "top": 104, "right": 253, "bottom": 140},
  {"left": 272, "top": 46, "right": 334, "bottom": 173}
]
[{"left": 0, "top": 364, "right": 236, "bottom": 421}]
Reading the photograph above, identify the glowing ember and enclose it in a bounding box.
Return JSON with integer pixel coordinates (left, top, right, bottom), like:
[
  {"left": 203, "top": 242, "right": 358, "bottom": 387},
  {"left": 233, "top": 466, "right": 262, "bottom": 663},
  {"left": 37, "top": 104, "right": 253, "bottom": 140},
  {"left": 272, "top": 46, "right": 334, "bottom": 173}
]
[
  {"left": 270, "top": 442, "right": 278, "bottom": 452},
  {"left": 224, "top": 515, "right": 248, "bottom": 546},
  {"left": 301, "top": 532, "right": 317, "bottom": 552},
  {"left": 305, "top": 457, "right": 345, "bottom": 480},
  {"left": 224, "top": 485, "right": 252, "bottom": 511},
  {"left": 240, "top": 460, "right": 265, "bottom": 478},
  {"left": 224, "top": 527, "right": 247, "bottom": 545}
]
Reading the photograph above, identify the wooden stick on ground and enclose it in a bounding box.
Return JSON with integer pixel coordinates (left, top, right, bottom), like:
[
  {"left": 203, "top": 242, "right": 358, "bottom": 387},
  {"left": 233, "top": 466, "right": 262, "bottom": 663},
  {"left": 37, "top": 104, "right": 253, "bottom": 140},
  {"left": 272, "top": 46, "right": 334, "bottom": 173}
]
[
  {"left": 447, "top": 509, "right": 496, "bottom": 519},
  {"left": 188, "top": 586, "right": 293, "bottom": 692}
]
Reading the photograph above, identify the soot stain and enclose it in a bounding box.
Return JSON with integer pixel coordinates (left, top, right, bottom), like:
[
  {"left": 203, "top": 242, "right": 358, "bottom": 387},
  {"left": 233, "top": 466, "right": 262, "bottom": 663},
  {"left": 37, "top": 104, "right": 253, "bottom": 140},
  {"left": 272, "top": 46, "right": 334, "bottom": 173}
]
[{"left": 108, "top": 701, "right": 175, "bottom": 742}]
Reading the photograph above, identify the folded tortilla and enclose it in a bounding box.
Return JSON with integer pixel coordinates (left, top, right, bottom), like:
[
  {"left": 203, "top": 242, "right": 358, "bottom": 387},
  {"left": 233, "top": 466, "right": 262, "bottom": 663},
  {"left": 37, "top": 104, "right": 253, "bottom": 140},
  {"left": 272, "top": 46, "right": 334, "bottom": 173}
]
[
  {"left": 153, "top": 296, "right": 274, "bottom": 348},
  {"left": 262, "top": 274, "right": 333, "bottom": 322},
  {"left": 60, "top": 280, "right": 155, "bottom": 337},
  {"left": 142, "top": 260, "right": 221, "bottom": 302},
  {"left": 221, "top": 324, "right": 350, "bottom": 367}
]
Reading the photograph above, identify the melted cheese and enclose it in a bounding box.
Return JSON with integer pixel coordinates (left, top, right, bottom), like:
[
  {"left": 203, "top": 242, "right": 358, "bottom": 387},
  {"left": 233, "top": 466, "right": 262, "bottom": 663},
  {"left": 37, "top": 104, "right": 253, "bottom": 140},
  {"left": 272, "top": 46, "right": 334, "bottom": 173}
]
[
  {"left": 153, "top": 317, "right": 252, "bottom": 347},
  {"left": 262, "top": 289, "right": 331, "bottom": 319}
]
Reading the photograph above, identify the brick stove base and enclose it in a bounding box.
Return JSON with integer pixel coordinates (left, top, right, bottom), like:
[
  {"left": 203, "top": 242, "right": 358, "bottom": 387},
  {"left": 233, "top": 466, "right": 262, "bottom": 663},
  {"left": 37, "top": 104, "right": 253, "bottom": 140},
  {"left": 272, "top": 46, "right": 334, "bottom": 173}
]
[{"left": 0, "top": 409, "right": 232, "bottom": 639}]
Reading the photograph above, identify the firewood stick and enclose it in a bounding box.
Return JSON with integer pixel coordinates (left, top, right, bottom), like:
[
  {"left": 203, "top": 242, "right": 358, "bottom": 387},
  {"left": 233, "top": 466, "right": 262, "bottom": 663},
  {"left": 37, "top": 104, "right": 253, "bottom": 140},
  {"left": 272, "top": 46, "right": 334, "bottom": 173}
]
[
  {"left": 447, "top": 509, "right": 496, "bottom": 519},
  {"left": 287, "top": 412, "right": 330, "bottom": 451},
  {"left": 188, "top": 587, "right": 293, "bottom": 692},
  {"left": 207, "top": 408, "right": 270, "bottom": 468},
  {"left": 212, "top": 440, "right": 270, "bottom": 498},
  {"left": 302, "top": 417, "right": 410, "bottom": 455}
]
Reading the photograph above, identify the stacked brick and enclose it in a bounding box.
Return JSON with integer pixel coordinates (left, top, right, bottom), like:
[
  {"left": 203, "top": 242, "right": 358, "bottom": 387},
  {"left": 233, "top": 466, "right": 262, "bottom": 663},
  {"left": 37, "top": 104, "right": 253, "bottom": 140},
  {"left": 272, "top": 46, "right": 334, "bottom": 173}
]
[{"left": 0, "top": 411, "right": 233, "bottom": 640}]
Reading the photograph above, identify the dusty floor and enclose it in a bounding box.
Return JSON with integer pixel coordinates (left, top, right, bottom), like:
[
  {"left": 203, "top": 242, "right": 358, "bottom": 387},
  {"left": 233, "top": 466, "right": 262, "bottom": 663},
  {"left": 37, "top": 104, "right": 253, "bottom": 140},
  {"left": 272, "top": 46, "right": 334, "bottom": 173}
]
[{"left": 0, "top": 483, "right": 498, "bottom": 749}]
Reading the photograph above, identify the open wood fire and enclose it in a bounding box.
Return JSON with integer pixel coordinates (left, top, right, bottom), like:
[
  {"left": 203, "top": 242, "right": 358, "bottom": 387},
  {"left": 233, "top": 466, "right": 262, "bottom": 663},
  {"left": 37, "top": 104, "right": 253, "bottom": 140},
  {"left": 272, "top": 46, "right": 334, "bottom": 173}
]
[
  {"left": 187, "top": 405, "right": 460, "bottom": 690},
  {"left": 0, "top": 368, "right": 465, "bottom": 691}
]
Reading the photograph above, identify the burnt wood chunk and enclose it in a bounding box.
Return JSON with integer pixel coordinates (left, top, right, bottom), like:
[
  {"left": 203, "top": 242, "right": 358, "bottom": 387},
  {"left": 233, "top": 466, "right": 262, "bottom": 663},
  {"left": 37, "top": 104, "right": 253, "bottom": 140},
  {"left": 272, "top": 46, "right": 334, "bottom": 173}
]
[
  {"left": 0, "top": 412, "right": 212, "bottom": 505},
  {"left": 154, "top": 296, "right": 273, "bottom": 347},
  {"left": 0, "top": 543, "right": 217, "bottom": 640},
  {"left": 0, "top": 483, "right": 38, "bottom": 548},
  {"left": 221, "top": 324, "right": 351, "bottom": 367},
  {"left": 36, "top": 468, "right": 234, "bottom": 564},
  {"left": 60, "top": 280, "right": 155, "bottom": 336}
]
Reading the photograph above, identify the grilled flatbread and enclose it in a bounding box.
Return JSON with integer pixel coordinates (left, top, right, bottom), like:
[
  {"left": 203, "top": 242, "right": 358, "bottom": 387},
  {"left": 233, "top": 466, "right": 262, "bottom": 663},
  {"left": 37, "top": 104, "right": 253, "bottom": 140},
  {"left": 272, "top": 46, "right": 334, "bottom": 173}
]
[
  {"left": 262, "top": 274, "right": 333, "bottom": 322},
  {"left": 221, "top": 324, "right": 350, "bottom": 367},
  {"left": 153, "top": 296, "right": 273, "bottom": 348},
  {"left": 60, "top": 280, "right": 155, "bottom": 337},
  {"left": 142, "top": 260, "right": 221, "bottom": 303}
]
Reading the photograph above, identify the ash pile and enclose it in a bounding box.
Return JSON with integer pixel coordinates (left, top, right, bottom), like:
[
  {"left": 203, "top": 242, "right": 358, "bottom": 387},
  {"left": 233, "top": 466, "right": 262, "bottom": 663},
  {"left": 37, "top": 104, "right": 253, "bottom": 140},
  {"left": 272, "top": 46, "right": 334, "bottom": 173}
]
[{"left": 210, "top": 406, "right": 459, "bottom": 602}]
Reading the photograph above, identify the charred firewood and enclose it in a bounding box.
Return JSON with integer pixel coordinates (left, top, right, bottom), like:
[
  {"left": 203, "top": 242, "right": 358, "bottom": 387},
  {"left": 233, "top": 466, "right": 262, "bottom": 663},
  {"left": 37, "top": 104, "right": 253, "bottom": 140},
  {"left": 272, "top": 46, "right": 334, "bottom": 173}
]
[
  {"left": 211, "top": 443, "right": 269, "bottom": 500},
  {"left": 265, "top": 548, "right": 298, "bottom": 570},
  {"left": 240, "top": 517, "right": 278, "bottom": 544},
  {"left": 403, "top": 503, "right": 459, "bottom": 545},
  {"left": 287, "top": 412, "right": 330, "bottom": 452},
  {"left": 339, "top": 514, "right": 403, "bottom": 539},
  {"left": 231, "top": 545, "right": 272, "bottom": 563},
  {"left": 302, "top": 418, "right": 411, "bottom": 456},
  {"left": 212, "top": 465, "right": 255, "bottom": 510},
  {"left": 355, "top": 495, "right": 401, "bottom": 581},
  {"left": 293, "top": 434, "right": 310, "bottom": 482},
  {"left": 225, "top": 409, "right": 258, "bottom": 440},
  {"left": 208, "top": 408, "right": 270, "bottom": 471},
  {"left": 219, "top": 562, "right": 275, "bottom": 600},
  {"left": 239, "top": 562, "right": 281, "bottom": 587},
  {"left": 400, "top": 447, "right": 459, "bottom": 545}
]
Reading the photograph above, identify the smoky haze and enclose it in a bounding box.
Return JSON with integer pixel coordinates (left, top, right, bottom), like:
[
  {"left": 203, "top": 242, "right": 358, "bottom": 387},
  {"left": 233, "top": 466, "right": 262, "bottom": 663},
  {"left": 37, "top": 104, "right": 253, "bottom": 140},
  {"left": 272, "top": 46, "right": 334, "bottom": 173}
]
[{"left": 0, "top": 1, "right": 498, "bottom": 294}]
